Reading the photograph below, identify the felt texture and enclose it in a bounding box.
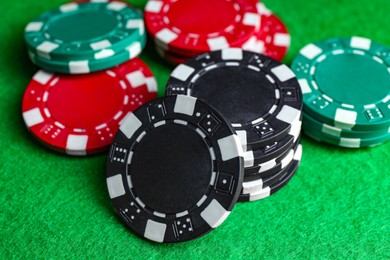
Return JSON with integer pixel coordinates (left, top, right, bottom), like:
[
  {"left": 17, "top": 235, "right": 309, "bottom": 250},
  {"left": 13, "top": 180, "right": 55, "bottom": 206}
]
[{"left": 0, "top": 0, "right": 389, "bottom": 258}]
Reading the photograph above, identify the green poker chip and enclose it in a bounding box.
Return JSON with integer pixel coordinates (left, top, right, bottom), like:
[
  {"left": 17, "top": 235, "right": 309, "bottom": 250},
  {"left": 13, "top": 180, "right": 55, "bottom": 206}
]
[
  {"left": 292, "top": 37, "right": 390, "bottom": 131},
  {"left": 28, "top": 38, "right": 145, "bottom": 74},
  {"left": 24, "top": 1, "right": 145, "bottom": 61},
  {"left": 303, "top": 125, "right": 390, "bottom": 148},
  {"left": 303, "top": 112, "right": 390, "bottom": 139}
]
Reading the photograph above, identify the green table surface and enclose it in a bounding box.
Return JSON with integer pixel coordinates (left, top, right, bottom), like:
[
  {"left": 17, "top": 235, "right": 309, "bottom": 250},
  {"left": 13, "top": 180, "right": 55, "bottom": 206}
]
[{"left": 1, "top": 0, "right": 389, "bottom": 258}]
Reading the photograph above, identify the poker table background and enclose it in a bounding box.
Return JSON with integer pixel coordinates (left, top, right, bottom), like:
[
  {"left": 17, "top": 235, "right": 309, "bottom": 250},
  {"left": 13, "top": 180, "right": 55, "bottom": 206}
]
[{"left": 1, "top": 0, "right": 389, "bottom": 258}]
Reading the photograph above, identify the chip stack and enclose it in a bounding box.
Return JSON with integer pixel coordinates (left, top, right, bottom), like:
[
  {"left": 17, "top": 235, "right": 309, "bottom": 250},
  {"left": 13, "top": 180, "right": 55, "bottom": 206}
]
[
  {"left": 291, "top": 37, "right": 390, "bottom": 148},
  {"left": 22, "top": 1, "right": 157, "bottom": 155},
  {"left": 165, "top": 48, "right": 303, "bottom": 202},
  {"left": 105, "top": 48, "right": 303, "bottom": 243},
  {"left": 144, "top": 0, "right": 290, "bottom": 65}
]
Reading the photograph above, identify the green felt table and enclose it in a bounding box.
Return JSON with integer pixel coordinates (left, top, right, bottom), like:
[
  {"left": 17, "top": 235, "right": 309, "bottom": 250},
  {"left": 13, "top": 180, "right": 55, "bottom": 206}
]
[{"left": 1, "top": 0, "right": 389, "bottom": 258}]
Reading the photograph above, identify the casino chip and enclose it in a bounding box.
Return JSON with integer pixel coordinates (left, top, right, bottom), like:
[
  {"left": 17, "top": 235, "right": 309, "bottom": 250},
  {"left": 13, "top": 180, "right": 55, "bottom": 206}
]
[
  {"left": 22, "top": 58, "right": 157, "bottom": 155},
  {"left": 292, "top": 37, "right": 390, "bottom": 131},
  {"left": 166, "top": 48, "right": 302, "bottom": 151},
  {"left": 146, "top": 1, "right": 291, "bottom": 65},
  {"left": 292, "top": 36, "right": 390, "bottom": 147},
  {"left": 106, "top": 95, "right": 244, "bottom": 243},
  {"left": 25, "top": 1, "right": 146, "bottom": 74},
  {"left": 239, "top": 144, "right": 302, "bottom": 202}
]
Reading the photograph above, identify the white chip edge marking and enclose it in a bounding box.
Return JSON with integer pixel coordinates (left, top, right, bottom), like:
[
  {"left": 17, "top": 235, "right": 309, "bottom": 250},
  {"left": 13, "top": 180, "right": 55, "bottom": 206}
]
[
  {"left": 171, "top": 64, "right": 195, "bottom": 82},
  {"left": 221, "top": 48, "right": 243, "bottom": 60},
  {"left": 33, "top": 70, "right": 53, "bottom": 85},
  {"left": 66, "top": 135, "right": 88, "bottom": 155},
  {"left": 25, "top": 22, "right": 43, "bottom": 32},
  {"left": 276, "top": 105, "right": 301, "bottom": 124},
  {"left": 144, "top": 220, "right": 166, "bottom": 243},
  {"left": 23, "top": 108, "right": 44, "bottom": 127},
  {"left": 281, "top": 149, "right": 294, "bottom": 168},
  {"left": 120, "top": 113, "right": 142, "bottom": 139},
  {"left": 145, "top": 77, "right": 158, "bottom": 93},
  {"left": 37, "top": 41, "right": 59, "bottom": 56},
  {"left": 322, "top": 124, "right": 341, "bottom": 137},
  {"left": 243, "top": 12, "right": 260, "bottom": 27},
  {"left": 126, "top": 71, "right": 145, "bottom": 88},
  {"left": 271, "top": 64, "right": 296, "bottom": 82},
  {"left": 126, "top": 42, "right": 142, "bottom": 59},
  {"left": 106, "top": 174, "right": 126, "bottom": 199},
  {"left": 243, "top": 151, "right": 254, "bottom": 167},
  {"left": 207, "top": 37, "right": 229, "bottom": 51},
  {"left": 145, "top": 0, "right": 163, "bottom": 13},
  {"left": 200, "top": 199, "right": 230, "bottom": 228},
  {"left": 174, "top": 95, "right": 196, "bottom": 116},
  {"left": 334, "top": 108, "right": 357, "bottom": 129},
  {"left": 298, "top": 79, "right": 312, "bottom": 94},
  {"left": 294, "top": 144, "right": 303, "bottom": 160},
  {"left": 242, "top": 179, "right": 263, "bottom": 194},
  {"left": 259, "top": 159, "right": 277, "bottom": 173},
  {"left": 69, "top": 61, "right": 89, "bottom": 74},
  {"left": 350, "top": 37, "right": 371, "bottom": 50},
  {"left": 218, "top": 135, "right": 244, "bottom": 161},
  {"left": 236, "top": 130, "right": 248, "bottom": 152},
  {"left": 90, "top": 40, "right": 111, "bottom": 50},
  {"left": 94, "top": 49, "right": 115, "bottom": 59},
  {"left": 339, "top": 138, "right": 361, "bottom": 148},
  {"left": 300, "top": 44, "right": 323, "bottom": 60},
  {"left": 274, "top": 33, "right": 291, "bottom": 47},
  {"left": 156, "top": 28, "right": 178, "bottom": 44},
  {"left": 60, "top": 3, "right": 78, "bottom": 12},
  {"left": 107, "top": 1, "right": 127, "bottom": 11},
  {"left": 249, "top": 187, "right": 271, "bottom": 201}
]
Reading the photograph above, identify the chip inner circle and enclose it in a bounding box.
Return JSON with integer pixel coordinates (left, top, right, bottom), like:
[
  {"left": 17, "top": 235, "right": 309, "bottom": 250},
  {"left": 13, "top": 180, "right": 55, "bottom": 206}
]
[
  {"left": 166, "top": 0, "right": 238, "bottom": 35},
  {"left": 314, "top": 52, "right": 390, "bottom": 105},
  {"left": 46, "top": 10, "right": 118, "bottom": 42},
  {"left": 46, "top": 73, "right": 124, "bottom": 129},
  {"left": 129, "top": 122, "right": 213, "bottom": 214},
  {"left": 190, "top": 65, "right": 277, "bottom": 125}
]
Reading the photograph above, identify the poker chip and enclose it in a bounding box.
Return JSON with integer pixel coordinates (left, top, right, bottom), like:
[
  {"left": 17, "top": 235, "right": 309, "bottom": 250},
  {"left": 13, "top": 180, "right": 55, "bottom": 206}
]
[
  {"left": 239, "top": 144, "right": 302, "bottom": 202},
  {"left": 22, "top": 58, "right": 157, "bottom": 155},
  {"left": 146, "top": 1, "right": 291, "bottom": 65},
  {"left": 166, "top": 48, "right": 302, "bottom": 151},
  {"left": 106, "top": 95, "right": 244, "bottom": 243},
  {"left": 242, "top": 3, "right": 291, "bottom": 61},
  {"left": 292, "top": 36, "right": 390, "bottom": 131},
  {"left": 25, "top": 1, "right": 146, "bottom": 74},
  {"left": 145, "top": 0, "right": 260, "bottom": 54}
]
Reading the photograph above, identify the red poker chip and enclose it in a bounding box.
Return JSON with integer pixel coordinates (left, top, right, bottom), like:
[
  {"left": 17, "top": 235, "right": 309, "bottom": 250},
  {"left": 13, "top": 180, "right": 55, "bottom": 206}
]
[
  {"left": 145, "top": 0, "right": 260, "bottom": 54},
  {"left": 242, "top": 3, "right": 290, "bottom": 61},
  {"left": 22, "top": 58, "right": 158, "bottom": 156}
]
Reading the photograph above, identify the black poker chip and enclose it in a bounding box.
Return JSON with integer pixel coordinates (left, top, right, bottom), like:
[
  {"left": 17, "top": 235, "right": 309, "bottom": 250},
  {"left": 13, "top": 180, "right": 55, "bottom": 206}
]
[
  {"left": 106, "top": 95, "right": 244, "bottom": 243},
  {"left": 165, "top": 48, "right": 303, "bottom": 151}
]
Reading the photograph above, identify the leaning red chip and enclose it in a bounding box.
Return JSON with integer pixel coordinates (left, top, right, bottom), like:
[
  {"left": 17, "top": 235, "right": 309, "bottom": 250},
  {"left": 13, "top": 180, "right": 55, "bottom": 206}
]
[
  {"left": 22, "top": 58, "right": 158, "bottom": 156},
  {"left": 242, "top": 3, "right": 290, "bottom": 61},
  {"left": 145, "top": 0, "right": 260, "bottom": 54}
]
